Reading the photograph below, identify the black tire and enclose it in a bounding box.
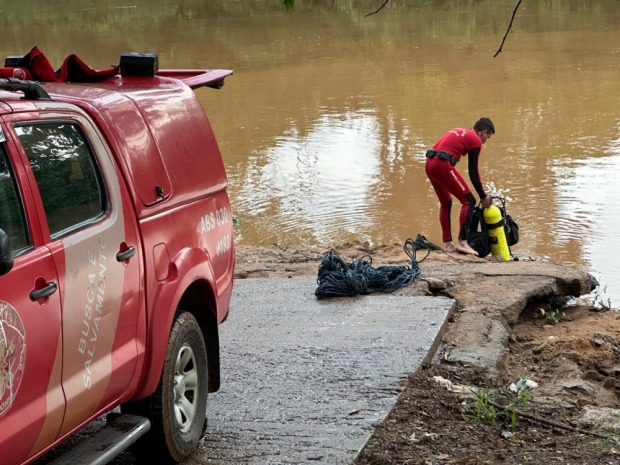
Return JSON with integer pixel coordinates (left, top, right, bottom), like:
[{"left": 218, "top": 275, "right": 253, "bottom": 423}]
[{"left": 126, "top": 311, "right": 209, "bottom": 463}]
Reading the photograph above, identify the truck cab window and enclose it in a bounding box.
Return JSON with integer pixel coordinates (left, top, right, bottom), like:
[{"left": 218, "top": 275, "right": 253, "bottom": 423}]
[
  {"left": 15, "top": 123, "right": 106, "bottom": 238},
  {"left": 0, "top": 144, "right": 30, "bottom": 252}
]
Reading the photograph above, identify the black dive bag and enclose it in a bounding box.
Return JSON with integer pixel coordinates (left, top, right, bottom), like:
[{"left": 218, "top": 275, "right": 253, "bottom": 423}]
[
  {"left": 496, "top": 197, "right": 519, "bottom": 247},
  {"left": 466, "top": 207, "right": 491, "bottom": 258},
  {"left": 466, "top": 198, "right": 519, "bottom": 258}
]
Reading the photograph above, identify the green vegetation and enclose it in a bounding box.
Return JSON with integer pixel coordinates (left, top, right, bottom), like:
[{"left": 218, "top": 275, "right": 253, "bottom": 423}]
[
  {"left": 539, "top": 307, "right": 565, "bottom": 325},
  {"left": 468, "top": 387, "right": 529, "bottom": 426}
]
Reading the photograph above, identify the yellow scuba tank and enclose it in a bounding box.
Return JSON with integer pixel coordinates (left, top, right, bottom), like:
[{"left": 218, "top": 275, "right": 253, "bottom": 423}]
[{"left": 483, "top": 205, "right": 510, "bottom": 260}]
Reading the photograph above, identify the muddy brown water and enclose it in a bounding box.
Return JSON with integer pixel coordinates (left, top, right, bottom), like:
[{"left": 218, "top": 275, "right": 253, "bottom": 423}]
[{"left": 2, "top": 0, "right": 619, "bottom": 304}]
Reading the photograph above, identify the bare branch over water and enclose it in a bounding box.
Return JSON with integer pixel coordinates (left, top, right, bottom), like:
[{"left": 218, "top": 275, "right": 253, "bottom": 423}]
[
  {"left": 365, "top": 0, "right": 389, "bottom": 17},
  {"left": 494, "top": 0, "right": 523, "bottom": 57}
]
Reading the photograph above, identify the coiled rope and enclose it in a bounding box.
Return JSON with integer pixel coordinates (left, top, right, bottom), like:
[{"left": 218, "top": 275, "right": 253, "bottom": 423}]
[{"left": 314, "top": 238, "right": 428, "bottom": 299}]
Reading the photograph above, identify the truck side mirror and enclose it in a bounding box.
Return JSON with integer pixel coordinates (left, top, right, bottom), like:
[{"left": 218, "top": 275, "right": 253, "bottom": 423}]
[{"left": 0, "top": 229, "right": 14, "bottom": 275}]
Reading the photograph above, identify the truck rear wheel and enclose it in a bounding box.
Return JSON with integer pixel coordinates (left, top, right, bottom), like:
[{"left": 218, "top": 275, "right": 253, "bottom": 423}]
[{"left": 127, "top": 311, "right": 209, "bottom": 463}]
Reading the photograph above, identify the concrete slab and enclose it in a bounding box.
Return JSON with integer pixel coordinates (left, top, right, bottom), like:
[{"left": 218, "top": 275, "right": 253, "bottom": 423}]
[{"left": 190, "top": 276, "right": 454, "bottom": 465}]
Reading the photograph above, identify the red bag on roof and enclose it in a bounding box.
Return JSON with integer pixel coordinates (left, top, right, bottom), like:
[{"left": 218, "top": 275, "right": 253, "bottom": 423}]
[{"left": 11, "top": 46, "right": 118, "bottom": 82}]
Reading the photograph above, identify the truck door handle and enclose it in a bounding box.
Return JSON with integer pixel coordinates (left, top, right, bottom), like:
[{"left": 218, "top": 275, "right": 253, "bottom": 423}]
[
  {"left": 116, "top": 246, "right": 136, "bottom": 262},
  {"left": 30, "top": 282, "right": 58, "bottom": 301}
]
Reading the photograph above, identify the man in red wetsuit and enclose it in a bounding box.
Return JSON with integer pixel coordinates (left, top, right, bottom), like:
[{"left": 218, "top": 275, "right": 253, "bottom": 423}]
[{"left": 425, "top": 117, "right": 495, "bottom": 255}]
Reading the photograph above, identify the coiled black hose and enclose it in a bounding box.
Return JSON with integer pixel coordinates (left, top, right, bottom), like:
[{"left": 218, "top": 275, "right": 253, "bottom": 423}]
[{"left": 315, "top": 238, "right": 427, "bottom": 299}]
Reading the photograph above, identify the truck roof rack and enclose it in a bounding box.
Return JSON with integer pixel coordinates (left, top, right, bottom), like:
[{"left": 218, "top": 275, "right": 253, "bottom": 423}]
[
  {"left": 1, "top": 51, "right": 230, "bottom": 99},
  {"left": 0, "top": 78, "right": 50, "bottom": 100}
]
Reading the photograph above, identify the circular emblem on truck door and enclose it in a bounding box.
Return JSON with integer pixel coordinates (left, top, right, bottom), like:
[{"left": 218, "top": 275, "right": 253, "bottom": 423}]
[{"left": 0, "top": 301, "right": 26, "bottom": 418}]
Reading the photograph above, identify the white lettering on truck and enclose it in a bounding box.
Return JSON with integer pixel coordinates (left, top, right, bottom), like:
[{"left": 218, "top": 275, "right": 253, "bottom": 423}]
[
  {"left": 216, "top": 234, "right": 231, "bottom": 256},
  {"left": 200, "top": 207, "right": 229, "bottom": 234},
  {"left": 200, "top": 207, "right": 232, "bottom": 256},
  {"left": 78, "top": 235, "right": 107, "bottom": 389}
]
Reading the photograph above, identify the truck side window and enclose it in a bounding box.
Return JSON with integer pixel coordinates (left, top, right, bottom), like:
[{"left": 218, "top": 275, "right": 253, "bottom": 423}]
[
  {"left": 15, "top": 123, "right": 106, "bottom": 238},
  {"left": 0, "top": 145, "right": 30, "bottom": 252}
]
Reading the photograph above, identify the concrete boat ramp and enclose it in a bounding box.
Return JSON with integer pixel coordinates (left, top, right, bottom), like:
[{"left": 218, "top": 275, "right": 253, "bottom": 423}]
[{"left": 192, "top": 276, "right": 453, "bottom": 465}]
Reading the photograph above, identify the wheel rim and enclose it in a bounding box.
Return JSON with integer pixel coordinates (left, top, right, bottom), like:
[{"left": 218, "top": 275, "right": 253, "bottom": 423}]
[{"left": 173, "top": 343, "right": 199, "bottom": 433}]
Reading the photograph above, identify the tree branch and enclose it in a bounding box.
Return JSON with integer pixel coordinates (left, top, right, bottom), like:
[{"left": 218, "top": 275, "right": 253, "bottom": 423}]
[
  {"left": 365, "top": 0, "right": 389, "bottom": 17},
  {"left": 493, "top": 0, "right": 523, "bottom": 58}
]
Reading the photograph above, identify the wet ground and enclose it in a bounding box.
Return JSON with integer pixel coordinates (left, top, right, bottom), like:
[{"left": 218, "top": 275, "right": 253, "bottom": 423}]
[{"left": 193, "top": 276, "right": 453, "bottom": 464}]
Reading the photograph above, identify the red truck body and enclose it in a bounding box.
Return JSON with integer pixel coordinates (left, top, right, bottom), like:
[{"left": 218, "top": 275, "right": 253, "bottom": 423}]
[{"left": 0, "top": 56, "right": 235, "bottom": 464}]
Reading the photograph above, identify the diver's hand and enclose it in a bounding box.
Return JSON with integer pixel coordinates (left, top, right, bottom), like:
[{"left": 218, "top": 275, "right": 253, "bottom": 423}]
[{"left": 481, "top": 196, "right": 492, "bottom": 208}]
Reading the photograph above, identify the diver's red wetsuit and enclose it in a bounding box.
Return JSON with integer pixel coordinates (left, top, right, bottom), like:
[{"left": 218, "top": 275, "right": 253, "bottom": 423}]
[{"left": 425, "top": 128, "right": 487, "bottom": 243}]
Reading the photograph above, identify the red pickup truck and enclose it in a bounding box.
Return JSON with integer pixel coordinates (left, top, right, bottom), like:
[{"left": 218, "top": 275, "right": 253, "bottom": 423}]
[{"left": 0, "top": 51, "right": 235, "bottom": 464}]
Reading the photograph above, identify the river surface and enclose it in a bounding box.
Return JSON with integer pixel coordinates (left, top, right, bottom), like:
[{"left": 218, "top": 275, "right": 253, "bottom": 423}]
[{"left": 2, "top": 0, "right": 619, "bottom": 304}]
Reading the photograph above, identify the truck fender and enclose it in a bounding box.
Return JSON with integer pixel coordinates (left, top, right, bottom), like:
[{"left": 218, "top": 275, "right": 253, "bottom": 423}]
[{"left": 134, "top": 246, "right": 217, "bottom": 399}]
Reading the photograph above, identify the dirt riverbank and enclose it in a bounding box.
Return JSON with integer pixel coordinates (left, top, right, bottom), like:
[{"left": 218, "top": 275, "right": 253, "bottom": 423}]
[{"left": 235, "top": 241, "right": 620, "bottom": 464}]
